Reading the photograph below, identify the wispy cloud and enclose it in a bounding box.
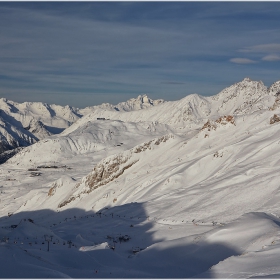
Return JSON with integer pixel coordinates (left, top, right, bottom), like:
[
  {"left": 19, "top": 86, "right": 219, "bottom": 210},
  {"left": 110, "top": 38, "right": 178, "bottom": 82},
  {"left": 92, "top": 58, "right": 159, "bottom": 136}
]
[
  {"left": 236, "top": 43, "right": 280, "bottom": 64},
  {"left": 230, "top": 58, "right": 257, "bottom": 64},
  {"left": 1, "top": 3, "right": 280, "bottom": 107},
  {"left": 262, "top": 54, "right": 280, "bottom": 61},
  {"left": 240, "top": 44, "right": 280, "bottom": 53},
  {"left": 160, "top": 81, "right": 186, "bottom": 85}
]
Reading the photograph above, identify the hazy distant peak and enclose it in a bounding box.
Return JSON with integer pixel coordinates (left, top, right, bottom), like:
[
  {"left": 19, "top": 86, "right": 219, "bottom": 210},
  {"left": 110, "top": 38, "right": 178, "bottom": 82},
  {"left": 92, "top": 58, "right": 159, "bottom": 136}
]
[
  {"left": 115, "top": 94, "right": 165, "bottom": 112},
  {"left": 135, "top": 94, "right": 152, "bottom": 104}
]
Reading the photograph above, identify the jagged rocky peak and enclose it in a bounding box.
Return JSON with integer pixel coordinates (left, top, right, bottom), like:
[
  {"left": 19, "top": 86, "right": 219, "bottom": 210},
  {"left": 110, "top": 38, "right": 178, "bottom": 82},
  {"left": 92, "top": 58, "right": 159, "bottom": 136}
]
[
  {"left": 212, "top": 77, "right": 267, "bottom": 101},
  {"left": 135, "top": 94, "right": 152, "bottom": 104},
  {"left": 79, "top": 94, "right": 165, "bottom": 114},
  {"left": 268, "top": 81, "right": 280, "bottom": 96},
  {"left": 136, "top": 94, "right": 164, "bottom": 105},
  {"left": 25, "top": 118, "right": 44, "bottom": 129},
  {"left": 141, "top": 94, "right": 151, "bottom": 103},
  {"left": 208, "top": 77, "right": 272, "bottom": 116},
  {"left": 24, "top": 118, "right": 52, "bottom": 139},
  {"left": 242, "top": 77, "right": 252, "bottom": 82},
  {"left": 115, "top": 94, "right": 165, "bottom": 111},
  {"left": 240, "top": 77, "right": 263, "bottom": 85}
]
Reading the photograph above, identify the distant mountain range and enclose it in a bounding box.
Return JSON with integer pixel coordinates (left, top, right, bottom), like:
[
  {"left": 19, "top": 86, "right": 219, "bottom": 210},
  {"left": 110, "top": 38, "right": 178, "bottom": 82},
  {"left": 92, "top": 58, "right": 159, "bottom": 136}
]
[
  {"left": 0, "top": 94, "right": 164, "bottom": 158},
  {"left": 1, "top": 78, "right": 279, "bottom": 158}
]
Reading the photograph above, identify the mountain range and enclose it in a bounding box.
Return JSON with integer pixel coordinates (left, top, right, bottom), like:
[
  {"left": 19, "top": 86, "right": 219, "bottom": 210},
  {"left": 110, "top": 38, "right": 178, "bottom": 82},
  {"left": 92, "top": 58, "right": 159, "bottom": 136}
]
[
  {"left": 0, "top": 94, "right": 164, "bottom": 158},
  {"left": 1, "top": 78, "right": 280, "bottom": 156},
  {"left": 1, "top": 78, "right": 280, "bottom": 278}
]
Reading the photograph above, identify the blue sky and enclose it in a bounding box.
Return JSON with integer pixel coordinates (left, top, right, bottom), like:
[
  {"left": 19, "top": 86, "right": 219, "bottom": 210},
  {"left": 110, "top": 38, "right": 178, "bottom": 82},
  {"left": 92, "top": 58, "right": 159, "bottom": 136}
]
[{"left": 1, "top": 2, "right": 280, "bottom": 107}]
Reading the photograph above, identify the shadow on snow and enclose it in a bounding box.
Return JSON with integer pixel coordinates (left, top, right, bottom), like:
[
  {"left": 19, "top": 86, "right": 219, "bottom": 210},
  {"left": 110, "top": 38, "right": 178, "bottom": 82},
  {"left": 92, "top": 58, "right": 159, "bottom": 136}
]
[{"left": 0, "top": 203, "right": 239, "bottom": 278}]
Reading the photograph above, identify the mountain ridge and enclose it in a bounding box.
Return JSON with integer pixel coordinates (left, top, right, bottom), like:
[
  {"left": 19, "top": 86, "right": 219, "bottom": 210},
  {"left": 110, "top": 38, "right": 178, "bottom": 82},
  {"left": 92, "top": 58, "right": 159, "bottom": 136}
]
[
  {"left": 1, "top": 78, "right": 280, "bottom": 157},
  {"left": 66, "top": 78, "right": 280, "bottom": 135}
]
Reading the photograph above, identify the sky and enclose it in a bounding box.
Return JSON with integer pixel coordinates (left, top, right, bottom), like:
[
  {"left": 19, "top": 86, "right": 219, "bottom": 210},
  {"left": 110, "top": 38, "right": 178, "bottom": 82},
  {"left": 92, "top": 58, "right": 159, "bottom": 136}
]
[{"left": 0, "top": 2, "right": 280, "bottom": 108}]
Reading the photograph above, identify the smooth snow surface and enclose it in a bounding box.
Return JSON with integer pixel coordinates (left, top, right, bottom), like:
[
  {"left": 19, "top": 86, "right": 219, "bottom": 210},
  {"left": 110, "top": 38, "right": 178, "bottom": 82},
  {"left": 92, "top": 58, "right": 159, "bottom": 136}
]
[{"left": 1, "top": 78, "right": 280, "bottom": 278}]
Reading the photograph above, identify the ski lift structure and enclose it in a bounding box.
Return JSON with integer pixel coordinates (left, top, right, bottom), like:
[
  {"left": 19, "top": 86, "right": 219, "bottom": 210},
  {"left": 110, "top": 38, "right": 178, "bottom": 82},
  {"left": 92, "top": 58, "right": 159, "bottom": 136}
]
[{"left": 44, "top": 234, "right": 53, "bottom": 251}]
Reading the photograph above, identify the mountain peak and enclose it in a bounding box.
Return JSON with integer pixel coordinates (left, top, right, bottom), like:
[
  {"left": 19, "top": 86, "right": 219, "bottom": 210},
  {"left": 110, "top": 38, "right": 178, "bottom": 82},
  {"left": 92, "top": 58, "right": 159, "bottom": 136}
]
[
  {"left": 208, "top": 78, "right": 270, "bottom": 116},
  {"left": 113, "top": 94, "right": 165, "bottom": 112},
  {"left": 268, "top": 81, "right": 280, "bottom": 96},
  {"left": 136, "top": 94, "right": 151, "bottom": 104},
  {"left": 242, "top": 77, "right": 252, "bottom": 83}
]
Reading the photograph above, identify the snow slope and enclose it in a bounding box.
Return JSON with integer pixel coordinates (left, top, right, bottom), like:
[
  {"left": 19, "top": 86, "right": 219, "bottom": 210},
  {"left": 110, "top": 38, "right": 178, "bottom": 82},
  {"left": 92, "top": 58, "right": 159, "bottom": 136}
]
[
  {"left": 0, "top": 110, "right": 37, "bottom": 153},
  {"left": 1, "top": 78, "right": 280, "bottom": 277},
  {"left": 7, "top": 120, "right": 172, "bottom": 168}
]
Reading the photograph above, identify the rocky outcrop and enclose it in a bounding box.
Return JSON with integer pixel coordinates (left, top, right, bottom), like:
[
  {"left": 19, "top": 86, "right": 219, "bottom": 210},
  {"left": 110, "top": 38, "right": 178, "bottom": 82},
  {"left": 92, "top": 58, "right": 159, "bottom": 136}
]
[
  {"left": 58, "top": 134, "right": 174, "bottom": 208},
  {"left": 201, "top": 115, "right": 236, "bottom": 132},
  {"left": 269, "top": 97, "right": 280, "bottom": 111},
  {"left": 215, "top": 115, "right": 236, "bottom": 126},
  {"left": 270, "top": 114, "right": 280, "bottom": 124}
]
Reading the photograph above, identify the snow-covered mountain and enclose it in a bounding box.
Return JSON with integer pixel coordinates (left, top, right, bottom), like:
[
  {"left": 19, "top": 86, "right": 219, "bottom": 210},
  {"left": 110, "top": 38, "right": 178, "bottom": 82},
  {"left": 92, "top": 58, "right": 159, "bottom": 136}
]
[
  {"left": 0, "top": 95, "right": 165, "bottom": 155},
  {"left": 0, "top": 109, "right": 37, "bottom": 153},
  {"left": 0, "top": 98, "right": 81, "bottom": 155},
  {"left": 66, "top": 78, "right": 280, "bottom": 137},
  {"left": 2, "top": 78, "right": 280, "bottom": 278},
  {"left": 0, "top": 98, "right": 81, "bottom": 134},
  {"left": 1, "top": 78, "right": 279, "bottom": 155},
  {"left": 79, "top": 94, "right": 165, "bottom": 115}
]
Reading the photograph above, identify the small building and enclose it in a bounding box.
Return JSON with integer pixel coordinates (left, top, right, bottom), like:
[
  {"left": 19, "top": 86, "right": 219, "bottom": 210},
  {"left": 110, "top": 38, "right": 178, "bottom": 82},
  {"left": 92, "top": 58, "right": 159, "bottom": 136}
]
[{"left": 97, "top": 118, "right": 106, "bottom": 120}]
